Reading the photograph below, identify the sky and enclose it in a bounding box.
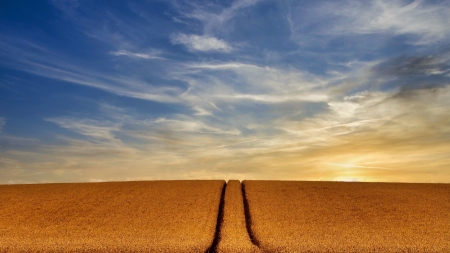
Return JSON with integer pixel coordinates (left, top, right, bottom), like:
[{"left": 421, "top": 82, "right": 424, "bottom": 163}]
[{"left": 0, "top": 0, "right": 450, "bottom": 184}]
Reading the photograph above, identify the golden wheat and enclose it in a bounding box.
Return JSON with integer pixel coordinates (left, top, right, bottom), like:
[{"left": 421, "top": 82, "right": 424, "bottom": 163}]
[
  {"left": 215, "top": 180, "right": 260, "bottom": 253},
  {"left": 243, "top": 180, "right": 450, "bottom": 253},
  {"left": 0, "top": 180, "right": 225, "bottom": 252}
]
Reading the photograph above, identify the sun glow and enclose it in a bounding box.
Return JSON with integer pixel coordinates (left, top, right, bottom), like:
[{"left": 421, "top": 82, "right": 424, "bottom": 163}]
[
  {"left": 324, "top": 162, "right": 369, "bottom": 182},
  {"left": 324, "top": 163, "right": 394, "bottom": 170},
  {"left": 333, "top": 176, "right": 362, "bottom": 182}
]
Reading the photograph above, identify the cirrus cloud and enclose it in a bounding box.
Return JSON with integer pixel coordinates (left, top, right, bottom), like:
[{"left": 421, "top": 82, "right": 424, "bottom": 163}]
[
  {"left": 313, "top": 0, "right": 450, "bottom": 45},
  {"left": 109, "top": 50, "right": 166, "bottom": 60},
  {"left": 171, "top": 34, "right": 232, "bottom": 52}
]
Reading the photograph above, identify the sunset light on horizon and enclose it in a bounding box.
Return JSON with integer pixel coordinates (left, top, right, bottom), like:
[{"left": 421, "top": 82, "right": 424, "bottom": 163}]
[{"left": 1, "top": 0, "right": 450, "bottom": 184}]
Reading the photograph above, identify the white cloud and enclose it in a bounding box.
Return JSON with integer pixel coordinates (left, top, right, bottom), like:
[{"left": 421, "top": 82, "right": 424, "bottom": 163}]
[
  {"left": 317, "top": 0, "right": 450, "bottom": 45},
  {"left": 181, "top": 61, "right": 329, "bottom": 104},
  {"left": 45, "top": 117, "right": 121, "bottom": 140},
  {"left": 178, "top": 0, "right": 261, "bottom": 34},
  {"left": 109, "top": 50, "right": 165, "bottom": 60},
  {"left": 151, "top": 117, "right": 240, "bottom": 135},
  {"left": 29, "top": 62, "right": 181, "bottom": 103},
  {"left": 171, "top": 34, "right": 232, "bottom": 52},
  {"left": 216, "top": 93, "right": 327, "bottom": 103},
  {"left": 0, "top": 39, "right": 183, "bottom": 104},
  {"left": 363, "top": 0, "right": 450, "bottom": 44},
  {"left": 193, "top": 106, "right": 213, "bottom": 116}
]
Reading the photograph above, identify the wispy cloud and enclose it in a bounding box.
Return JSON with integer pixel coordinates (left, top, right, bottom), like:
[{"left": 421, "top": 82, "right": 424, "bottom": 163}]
[
  {"left": 361, "top": 0, "right": 450, "bottom": 44},
  {"left": 151, "top": 117, "right": 240, "bottom": 135},
  {"left": 176, "top": 0, "right": 262, "bottom": 34},
  {"left": 308, "top": 0, "right": 450, "bottom": 45},
  {"left": 0, "top": 37, "right": 183, "bottom": 103},
  {"left": 45, "top": 117, "right": 121, "bottom": 140},
  {"left": 171, "top": 34, "right": 232, "bottom": 52},
  {"left": 109, "top": 50, "right": 166, "bottom": 60}
]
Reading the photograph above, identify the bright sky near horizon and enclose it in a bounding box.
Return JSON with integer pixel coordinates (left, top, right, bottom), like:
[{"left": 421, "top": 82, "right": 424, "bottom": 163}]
[{"left": 1, "top": 0, "right": 450, "bottom": 184}]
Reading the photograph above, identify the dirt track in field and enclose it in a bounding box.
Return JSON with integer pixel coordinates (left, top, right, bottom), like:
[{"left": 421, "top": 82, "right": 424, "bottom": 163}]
[
  {"left": 0, "top": 180, "right": 449, "bottom": 252},
  {"left": 215, "top": 180, "right": 259, "bottom": 253}
]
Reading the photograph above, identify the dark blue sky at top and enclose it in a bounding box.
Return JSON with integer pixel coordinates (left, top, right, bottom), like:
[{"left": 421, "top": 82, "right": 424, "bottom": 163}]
[
  {"left": 1, "top": 0, "right": 449, "bottom": 183},
  {"left": 0, "top": 1, "right": 414, "bottom": 121},
  {"left": 1, "top": 1, "right": 170, "bottom": 139}
]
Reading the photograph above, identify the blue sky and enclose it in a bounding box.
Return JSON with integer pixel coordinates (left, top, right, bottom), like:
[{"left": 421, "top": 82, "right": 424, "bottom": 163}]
[{"left": 1, "top": 0, "right": 450, "bottom": 184}]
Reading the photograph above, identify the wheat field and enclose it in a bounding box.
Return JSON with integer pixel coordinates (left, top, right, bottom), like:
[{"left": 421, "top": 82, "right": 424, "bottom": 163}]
[
  {"left": 243, "top": 180, "right": 450, "bottom": 252},
  {"left": 0, "top": 180, "right": 225, "bottom": 252},
  {"left": 1, "top": 180, "right": 449, "bottom": 252},
  {"left": 215, "top": 180, "right": 260, "bottom": 253}
]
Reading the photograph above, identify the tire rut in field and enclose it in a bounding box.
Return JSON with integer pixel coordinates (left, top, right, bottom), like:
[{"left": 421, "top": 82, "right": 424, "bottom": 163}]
[
  {"left": 211, "top": 181, "right": 260, "bottom": 253},
  {"left": 242, "top": 182, "right": 260, "bottom": 248},
  {"left": 206, "top": 182, "right": 227, "bottom": 253}
]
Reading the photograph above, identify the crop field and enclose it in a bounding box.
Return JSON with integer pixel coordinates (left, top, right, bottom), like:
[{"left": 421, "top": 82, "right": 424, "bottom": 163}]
[
  {"left": 243, "top": 180, "right": 450, "bottom": 252},
  {"left": 215, "top": 180, "right": 259, "bottom": 253},
  {"left": 1, "top": 180, "right": 449, "bottom": 252},
  {"left": 0, "top": 180, "right": 225, "bottom": 252}
]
